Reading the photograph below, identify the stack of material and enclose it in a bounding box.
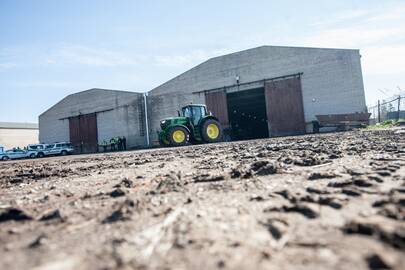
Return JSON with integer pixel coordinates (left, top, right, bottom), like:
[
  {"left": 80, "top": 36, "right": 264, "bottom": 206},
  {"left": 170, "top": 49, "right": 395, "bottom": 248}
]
[{"left": 315, "top": 112, "right": 371, "bottom": 131}]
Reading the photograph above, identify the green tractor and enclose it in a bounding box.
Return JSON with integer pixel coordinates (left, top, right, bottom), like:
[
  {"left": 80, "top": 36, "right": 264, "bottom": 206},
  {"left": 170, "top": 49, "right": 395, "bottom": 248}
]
[{"left": 158, "top": 104, "right": 223, "bottom": 147}]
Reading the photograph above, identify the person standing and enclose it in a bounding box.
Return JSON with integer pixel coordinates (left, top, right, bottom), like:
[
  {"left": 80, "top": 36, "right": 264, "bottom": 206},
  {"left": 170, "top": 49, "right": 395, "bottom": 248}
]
[
  {"left": 116, "top": 137, "right": 122, "bottom": 151},
  {"left": 102, "top": 140, "right": 108, "bottom": 152},
  {"left": 110, "top": 138, "right": 116, "bottom": 151},
  {"left": 122, "top": 136, "right": 127, "bottom": 150}
]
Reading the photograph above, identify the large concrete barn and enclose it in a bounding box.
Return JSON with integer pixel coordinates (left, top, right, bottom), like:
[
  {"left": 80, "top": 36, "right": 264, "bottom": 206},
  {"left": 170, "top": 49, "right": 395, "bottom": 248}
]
[
  {"left": 148, "top": 45, "right": 366, "bottom": 142},
  {"left": 39, "top": 89, "right": 147, "bottom": 153},
  {"left": 0, "top": 122, "right": 39, "bottom": 149},
  {"left": 39, "top": 45, "right": 367, "bottom": 152}
]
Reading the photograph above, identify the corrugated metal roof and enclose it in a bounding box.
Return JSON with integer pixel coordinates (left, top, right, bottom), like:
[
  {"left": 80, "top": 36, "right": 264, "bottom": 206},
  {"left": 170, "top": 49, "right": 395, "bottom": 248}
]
[{"left": 0, "top": 122, "right": 39, "bottom": 129}]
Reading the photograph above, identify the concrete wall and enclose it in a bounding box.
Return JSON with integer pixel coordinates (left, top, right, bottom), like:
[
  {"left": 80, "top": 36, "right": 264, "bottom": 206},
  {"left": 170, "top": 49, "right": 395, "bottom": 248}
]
[
  {"left": 39, "top": 89, "right": 146, "bottom": 148},
  {"left": 148, "top": 46, "right": 366, "bottom": 142},
  {"left": 0, "top": 128, "right": 39, "bottom": 149},
  {"left": 97, "top": 101, "right": 146, "bottom": 147}
]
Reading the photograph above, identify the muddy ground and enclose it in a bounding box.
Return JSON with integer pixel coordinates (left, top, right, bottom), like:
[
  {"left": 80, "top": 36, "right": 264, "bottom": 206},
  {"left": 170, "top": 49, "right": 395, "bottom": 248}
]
[{"left": 0, "top": 129, "right": 404, "bottom": 270}]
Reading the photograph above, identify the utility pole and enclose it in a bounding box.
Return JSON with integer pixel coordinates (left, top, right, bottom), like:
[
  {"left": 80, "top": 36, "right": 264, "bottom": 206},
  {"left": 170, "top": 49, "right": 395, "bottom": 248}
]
[
  {"left": 378, "top": 100, "right": 381, "bottom": 123},
  {"left": 398, "top": 95, "right": 401, "bottom": 121},
  {"left": 144, "top": 93, "right": 150, "bottom": 146}
]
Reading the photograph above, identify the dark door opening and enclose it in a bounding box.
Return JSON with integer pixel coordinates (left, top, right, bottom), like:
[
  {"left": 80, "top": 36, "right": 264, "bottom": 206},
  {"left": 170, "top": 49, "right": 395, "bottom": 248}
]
[
  {"left": 227, "top": 88, "right": 269, "bottom": 140},
  {"left": 69, "top": 113, "right": 98, "bottom": 154}
]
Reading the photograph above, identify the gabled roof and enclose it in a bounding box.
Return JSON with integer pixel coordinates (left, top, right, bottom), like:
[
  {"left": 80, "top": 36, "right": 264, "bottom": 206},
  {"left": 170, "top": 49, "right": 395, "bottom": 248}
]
[
  {"left": 67, "top": 88, "right": 139, "bottom": 96},
  {"left": 207, "top": 45, "right": 359, "bottom": 62},
  {"left": 40, "top": 88, "right": 143, "bottom": 117},
  {"left": 149, "top": 45, "right": 360, "bottom": 94}
]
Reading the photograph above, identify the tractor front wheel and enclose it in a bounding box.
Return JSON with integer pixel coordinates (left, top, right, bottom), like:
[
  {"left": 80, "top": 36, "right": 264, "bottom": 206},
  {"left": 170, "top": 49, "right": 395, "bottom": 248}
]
[
  {"left": 201, "top": 119, "right": 222, "bottom": 143},
  {"left": 158, "top": 134, "right": 170, "bottom": 147},
  {"left": 168, "top": 126, "right": 190, "bottom": 147}
]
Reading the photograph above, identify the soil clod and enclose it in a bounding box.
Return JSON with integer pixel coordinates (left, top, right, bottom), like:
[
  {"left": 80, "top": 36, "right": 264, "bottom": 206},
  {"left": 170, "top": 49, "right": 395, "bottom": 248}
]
[{"left": 0, "top": 208, "right": 32, "bottom": 223}]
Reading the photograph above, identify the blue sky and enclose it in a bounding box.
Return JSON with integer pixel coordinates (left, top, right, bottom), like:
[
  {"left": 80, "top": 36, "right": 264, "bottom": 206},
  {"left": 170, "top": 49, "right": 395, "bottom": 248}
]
[{"left": 1, "top": 0, "right": 405, "bottom": 123}]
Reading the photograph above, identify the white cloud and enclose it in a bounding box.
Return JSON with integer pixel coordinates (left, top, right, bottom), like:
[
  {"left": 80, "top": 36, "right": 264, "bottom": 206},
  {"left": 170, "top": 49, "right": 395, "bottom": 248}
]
[
  {"left": 311, "top": 3, "right": 405, "bottom": 27},
  {"left": 365, "top": 5, "right": 405, "bottom": 23},
  {"left": 310, "top": 9, "right": 372, "bottom": 27},
  {"left": 362, "top": 46, "right": 405, "bottom": 75},
  {"left": 45, "top": 45, "right": 142, "bottom": 67},
  {"left": 0, "top": 48, "right": 19, "bottom": 70},
  {"left": 302, "top": 27, "right": 405, "bottom": 48},
  {"left": 153, "top": 49, "right": 232, "bottom": 67},
  {"left": 8, "top": 81, "right": 76, "bottom": 88},
  {"left": 0, "top": 62, "right": 17, "bottom": 70},
  {"left": 1, "top": 44, "right": 230, "bottom": 69},
  {"left": 303, "top": 3, "right": 405, "bottom": 48}
]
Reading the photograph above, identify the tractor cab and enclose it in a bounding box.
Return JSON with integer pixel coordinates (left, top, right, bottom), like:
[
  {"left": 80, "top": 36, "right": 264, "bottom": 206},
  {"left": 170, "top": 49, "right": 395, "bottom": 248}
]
[
  {"left": 181, "top": 104, "right": 209, "bottom": 126},
  {"left": 158, "top": 104, "right": 222, "bottom": 147}
]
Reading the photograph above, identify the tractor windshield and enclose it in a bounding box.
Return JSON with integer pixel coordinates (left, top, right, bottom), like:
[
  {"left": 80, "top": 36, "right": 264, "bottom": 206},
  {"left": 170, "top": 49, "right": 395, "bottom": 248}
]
[
  {"left": 191, "top": 106, "right": 205, "bottom": 125},
  {"left": 182, "top": 106, "right": 206, "bottom": 125}
]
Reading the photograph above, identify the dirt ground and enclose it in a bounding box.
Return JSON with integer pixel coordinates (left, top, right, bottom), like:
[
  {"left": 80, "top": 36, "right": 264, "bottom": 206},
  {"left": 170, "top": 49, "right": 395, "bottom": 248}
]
[{"left": 0, "top": 129, "right": 404, "bottom": 270}]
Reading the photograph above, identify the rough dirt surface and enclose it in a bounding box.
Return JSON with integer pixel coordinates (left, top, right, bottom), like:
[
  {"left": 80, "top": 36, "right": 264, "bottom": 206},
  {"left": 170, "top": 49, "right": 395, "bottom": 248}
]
[{"left": 1, "top": 129, "right": 404, "bottom": 270}]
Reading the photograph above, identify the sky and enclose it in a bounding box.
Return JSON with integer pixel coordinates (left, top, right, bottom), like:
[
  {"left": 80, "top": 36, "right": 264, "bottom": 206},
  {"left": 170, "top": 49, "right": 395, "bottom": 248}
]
[{"left": 1, "top": 0, "right": 405, "bottom": 123}]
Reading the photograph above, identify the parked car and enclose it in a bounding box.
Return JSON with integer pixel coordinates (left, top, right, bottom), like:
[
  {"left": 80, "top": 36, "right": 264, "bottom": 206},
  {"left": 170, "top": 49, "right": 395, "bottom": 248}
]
[
  {"left": 26, "top": 142, "right": 74, "bottom": 158},
  {"left": 42, "top": 142, "right": 75, "bottom": 157},
  {"left": 0, "top": 145, "right": 5, "bottom": 159},
  {"left": 27, "top": 144, "right": 47, "bottom": 151},
  {"left": 27, "top": 144, "right": 48, "bottom": 158},
  {"left": 1, "top": 149, "right": 31, "bottom": 161}
]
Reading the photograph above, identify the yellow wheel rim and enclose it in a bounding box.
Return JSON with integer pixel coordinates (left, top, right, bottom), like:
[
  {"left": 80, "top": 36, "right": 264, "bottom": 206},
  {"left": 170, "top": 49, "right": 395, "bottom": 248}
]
[
  {"left": 172, "top": 130, "right": 186, "bottom": 143},
  {"left": 207, "top": 123, "right": 219, "bottom": 139}
]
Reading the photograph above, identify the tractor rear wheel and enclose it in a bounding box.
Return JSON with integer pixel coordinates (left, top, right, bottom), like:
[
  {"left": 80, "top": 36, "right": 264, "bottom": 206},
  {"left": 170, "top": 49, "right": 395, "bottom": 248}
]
[
  {"left": 201, "top": 119, "right": 222, "bottom": 143},
  {"left": 168, "top": 126, "right": 189, "bottom": 147}
]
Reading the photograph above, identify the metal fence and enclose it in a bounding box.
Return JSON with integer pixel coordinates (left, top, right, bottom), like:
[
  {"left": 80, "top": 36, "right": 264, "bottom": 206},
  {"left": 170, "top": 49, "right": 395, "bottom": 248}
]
[{"left": 368, "top": 95, "right": 405, "bottom": 124}]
